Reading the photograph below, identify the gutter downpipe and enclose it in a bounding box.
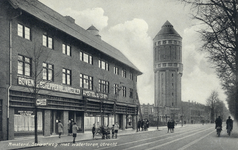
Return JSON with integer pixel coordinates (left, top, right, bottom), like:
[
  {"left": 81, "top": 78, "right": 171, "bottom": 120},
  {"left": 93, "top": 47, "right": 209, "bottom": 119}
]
[
  {"left": 7, "top": 19, "right": 13, "bottom": 140},
  {"left": 7, "top": 10, "right": 22, "bottom": 140}
]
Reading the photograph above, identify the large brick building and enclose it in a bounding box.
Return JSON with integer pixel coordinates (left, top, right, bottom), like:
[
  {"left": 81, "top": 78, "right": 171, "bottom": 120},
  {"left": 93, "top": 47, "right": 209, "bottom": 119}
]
[{"left": 0, "top": 0, "right": 142, "bottom": 140}]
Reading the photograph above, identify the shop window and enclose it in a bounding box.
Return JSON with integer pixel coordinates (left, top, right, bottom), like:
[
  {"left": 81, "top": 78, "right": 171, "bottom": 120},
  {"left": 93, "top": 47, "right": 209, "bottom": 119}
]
[
  {"left": 43, "top": 62, "right": 54, "bottom": 81},
  {"left": 14, "top": 110, "right": 42, "bottom": 132},
  {"left": 80, "top": 74, "right": 93, "bottom": 90},
  {"left": 17, "top": 24, "right": 31, "bottom": 40},
  {"left": 62, "top": 68, "right": 71, "bottom": 85},
  {"left": 18, "top": 55, "right": 31, "bottom": 76}
]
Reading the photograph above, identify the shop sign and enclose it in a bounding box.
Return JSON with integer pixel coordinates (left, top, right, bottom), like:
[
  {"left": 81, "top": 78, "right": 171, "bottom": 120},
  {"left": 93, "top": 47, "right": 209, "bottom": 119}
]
[
  {"left": 18, "top": 110, "right": 33, "bottom": 116},
  {"left": 18, "top": 77, "right": 81, "bottom": 95},
  {"left": 36, "top": 99, "right": 47, "bottom": 106},
  {"left": 83, "top": 90, "right": 108, "bottom": 99}
]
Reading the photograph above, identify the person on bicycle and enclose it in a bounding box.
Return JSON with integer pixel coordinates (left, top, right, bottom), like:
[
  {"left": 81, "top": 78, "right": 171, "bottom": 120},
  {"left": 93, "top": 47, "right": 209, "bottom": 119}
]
[
  {"left": 215, "top": 116, "right": 222, "bottom": 129},
  {"left": 226, "top": 116, "right": 233, "bottom": 133}
]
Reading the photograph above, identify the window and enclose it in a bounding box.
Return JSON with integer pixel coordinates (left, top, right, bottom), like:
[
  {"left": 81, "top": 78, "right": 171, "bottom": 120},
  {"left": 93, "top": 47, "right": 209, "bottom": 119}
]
[
  {"left": 62, "top": 44, "right": 71, "bottom": 56},
  {"left": 43, "top": 63, "right": 54, "bottom": 81},
  {"left": 18, "top": 55, "right": 31, "bottom": 76},
  {"left": 99, "top": 79, "right": 109, "bottom": 93},
  {"left": 122, "top": 86, "right": 126, "bottom": 97},
  {"left": 122, "top": 69, "right": 126, "bottom": 78},
  {"left": 129, "top": 72, "right": 133, "bottom": 80},
  {"left": 79, "top": 52, "right": 93, "bottom": 64},
  {"left": 62, "top": 68, "right": 71, "bottom": 85},
  {"left": 114, "top": 66, "right": 119, "bottom": 75},
  {"left": 129, "top": 88, "right": 133, "bottom": 98},
  {"left": 18, "top": 24, "right": 31, "bottom": 40},
  {"left": 99, "top": 60, "right": 109, "bottom": 71},
  {"left": 114, "top": 84, "right": 119, "bottom": 95},
  {"left": 80, "top": 74, "right": 93, "bottom": 90},
  {"left": 43, "top": 34, "right": 53, "bottom": 49}
]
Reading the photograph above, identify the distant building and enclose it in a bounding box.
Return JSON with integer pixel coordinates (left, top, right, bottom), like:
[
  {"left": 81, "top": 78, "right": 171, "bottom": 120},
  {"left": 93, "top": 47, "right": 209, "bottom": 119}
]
[{"left": 153, "top": 21, "right": 183, "bottom": 121}]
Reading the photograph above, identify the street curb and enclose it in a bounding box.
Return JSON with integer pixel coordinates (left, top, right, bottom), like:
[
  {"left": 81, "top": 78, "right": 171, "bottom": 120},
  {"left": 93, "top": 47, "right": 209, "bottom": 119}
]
[{"left": 7, "top": 128, "right": 164, "bottom": 150}]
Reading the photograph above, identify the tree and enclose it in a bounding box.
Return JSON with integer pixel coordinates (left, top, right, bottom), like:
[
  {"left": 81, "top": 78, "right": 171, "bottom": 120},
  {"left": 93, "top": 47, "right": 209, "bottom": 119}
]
[
  {"left": 206, "top": 91, "right": 220, "bottom": 122},
  {"left": 19, "top": 38, "right": 61, "bottom": 143},
  {"left": 181, "top": 0, "right": 238, "bottom": 121}
]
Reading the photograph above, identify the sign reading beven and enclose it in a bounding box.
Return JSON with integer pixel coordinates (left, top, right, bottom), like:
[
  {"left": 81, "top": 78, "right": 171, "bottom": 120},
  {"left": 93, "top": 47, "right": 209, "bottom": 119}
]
[{"left": 18, "top": 77, "right": 81, "bottom": 95}]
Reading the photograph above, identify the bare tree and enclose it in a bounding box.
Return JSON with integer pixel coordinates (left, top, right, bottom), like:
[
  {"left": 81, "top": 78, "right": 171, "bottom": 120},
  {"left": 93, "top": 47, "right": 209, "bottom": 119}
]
[
  {"left": 206, "top": 91, "right": 220, "bottom": 122},
  {"left": 181, "top": 0, "right": 238, "bottom": 121}
]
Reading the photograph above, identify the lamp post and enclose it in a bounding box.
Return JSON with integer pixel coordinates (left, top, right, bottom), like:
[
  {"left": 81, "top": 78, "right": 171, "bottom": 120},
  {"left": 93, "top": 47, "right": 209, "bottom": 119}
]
[{"left": 156, "top": 106, "right": 159, "bottom": 130}]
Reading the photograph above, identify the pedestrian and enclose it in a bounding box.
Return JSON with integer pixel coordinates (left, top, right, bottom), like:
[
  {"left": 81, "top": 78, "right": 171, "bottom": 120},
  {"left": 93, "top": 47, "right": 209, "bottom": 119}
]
[
  {"left": 146, "top": 119, "right": 149, "bottom": 131},
  {"left": 58, "top": 120, "right": 63, "bottom": 138},
  {"left": 68, "top": 120, "right": 71, "bottom": 136},
  {"left": 114, "top": 122, "right": 119, "bottom": 138},
  {"left": 171, "top": 119, "right": 175, "bottom": 133},
  {"left": 226, "top": 116, "right": 233, "bottom": 134},
  {"left": 72, "top": 122, "right": 78, "bottom": 143},
  {"left": 137, "top": 119, "right": 141, "bottom": 131},
  {"left": 112, "top": 125, "right": 115, "bottom": 138},
  {"left": 141, "top": 120, "right": 144, "bottom": 131},
  {"left": 167, "top": 119, "right": 171, "bottom": 133},
  {"left": 92, "top": 124, "right": 95, "bottom": 139},
  {"left": 143, "top": 120, "right": 146, "bottom": 131}
]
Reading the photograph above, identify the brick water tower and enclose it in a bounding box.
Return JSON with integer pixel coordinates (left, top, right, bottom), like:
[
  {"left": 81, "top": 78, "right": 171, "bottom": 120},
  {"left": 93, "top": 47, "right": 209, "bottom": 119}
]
[{"left": 153, "top": 21, "right": 183, "bottom": 121}]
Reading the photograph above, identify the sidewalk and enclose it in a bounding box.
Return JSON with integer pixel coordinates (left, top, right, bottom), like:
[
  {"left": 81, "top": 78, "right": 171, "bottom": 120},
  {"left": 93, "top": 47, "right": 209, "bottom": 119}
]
[{"left": 0, "top": 126, "right": 169, "bottom": 150}]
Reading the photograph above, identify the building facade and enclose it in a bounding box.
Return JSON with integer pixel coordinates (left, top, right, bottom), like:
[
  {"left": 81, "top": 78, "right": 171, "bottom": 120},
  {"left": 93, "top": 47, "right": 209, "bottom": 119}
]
[
  {"left": 153, "top": 21, "right": 183, "bottom": 120},
  {"left": 0, "top": 0, "right": 142, "bottom": 140}
]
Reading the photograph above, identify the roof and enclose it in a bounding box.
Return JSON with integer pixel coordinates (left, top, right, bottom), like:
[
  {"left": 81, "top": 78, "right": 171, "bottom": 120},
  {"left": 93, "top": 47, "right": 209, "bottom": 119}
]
[
  {"left": 87, "top": 25, "right": 99, "bottom": 31},
  {"left": 154, "top": 20, "right": 182, "bottom": 41},
  {"left": 8, "top": 0, "right": 142, "bottom": 75}
]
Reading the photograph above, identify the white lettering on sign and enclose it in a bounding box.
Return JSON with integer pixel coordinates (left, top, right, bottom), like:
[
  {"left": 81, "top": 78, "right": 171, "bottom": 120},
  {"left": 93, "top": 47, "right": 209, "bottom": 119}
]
[
  {"left": 83, "top": 90, "right": 108, "bottom": 99},
  {"left": 18, "top": 77, "right": 81, "bottom": 95},
  {"left": 36, "top": 99, "right": 47, "bottom": 106},
  {"left": 18, "top": 111, "right": 33, "bottom": 116}
]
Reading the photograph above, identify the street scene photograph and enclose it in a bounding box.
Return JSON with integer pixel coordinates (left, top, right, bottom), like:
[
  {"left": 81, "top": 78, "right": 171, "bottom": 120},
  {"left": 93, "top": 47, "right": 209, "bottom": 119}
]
[{"left": 0, "top": 0, "right": 238, "bottom": 150}]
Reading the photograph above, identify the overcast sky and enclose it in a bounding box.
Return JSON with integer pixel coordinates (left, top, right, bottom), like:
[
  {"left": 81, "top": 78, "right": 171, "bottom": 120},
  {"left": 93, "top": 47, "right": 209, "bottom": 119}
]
[{"left": 39, "top": 0, "right": 227, "bottom": 105}]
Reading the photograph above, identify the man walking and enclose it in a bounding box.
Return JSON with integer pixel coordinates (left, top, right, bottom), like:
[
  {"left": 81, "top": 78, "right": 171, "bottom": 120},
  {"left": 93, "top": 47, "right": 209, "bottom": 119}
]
[
  {"left": 137, "top": 119, "right": 141, "bottom": 132},
  {"left": 72, "top": 122, "right": 78, "bottom": 143}
]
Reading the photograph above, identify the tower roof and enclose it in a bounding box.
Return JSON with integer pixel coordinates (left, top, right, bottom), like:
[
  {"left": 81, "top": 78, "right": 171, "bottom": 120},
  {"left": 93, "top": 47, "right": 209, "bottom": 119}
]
[
  {"left": 87, "top": 25, "right": 99, "bottom": 31},
  {"left": 154, "top": 20, "right": 182, "bottom": 40}
]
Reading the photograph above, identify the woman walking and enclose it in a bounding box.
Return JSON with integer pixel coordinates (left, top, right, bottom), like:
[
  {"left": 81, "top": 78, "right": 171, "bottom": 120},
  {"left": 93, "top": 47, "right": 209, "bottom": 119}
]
[{"left": 58, "top": 120, "right": 63, "bottom": 138}]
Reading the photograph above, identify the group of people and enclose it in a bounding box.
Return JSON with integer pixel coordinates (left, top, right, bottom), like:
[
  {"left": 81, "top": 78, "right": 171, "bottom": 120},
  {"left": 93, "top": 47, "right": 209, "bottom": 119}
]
[
  {"left": 92, "top": 122, "right": 119, "bottom": 139},
  {"left": 215, "top": 116, "right": 233, "bottom": 135},
  {"left": 137, "top": 119, "right": 149, "bottom": 131},
  {"left": 167, "top": 119, "right": 175, "bottom": 133},
  {"left": 57, "top": 119, "right": 79, "bottom": 143}
]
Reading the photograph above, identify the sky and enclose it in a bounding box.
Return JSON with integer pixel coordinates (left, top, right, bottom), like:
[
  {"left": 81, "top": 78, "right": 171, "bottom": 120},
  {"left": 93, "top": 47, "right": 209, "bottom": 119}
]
[{"left": 39, "top": 0, "right": 227, "bottom": 106}]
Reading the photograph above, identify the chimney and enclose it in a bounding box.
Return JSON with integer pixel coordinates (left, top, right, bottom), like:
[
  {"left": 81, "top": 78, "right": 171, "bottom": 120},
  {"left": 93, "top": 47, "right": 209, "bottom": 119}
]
[{"left": 65, "top": 16, "right": 75, "bottom": 23}]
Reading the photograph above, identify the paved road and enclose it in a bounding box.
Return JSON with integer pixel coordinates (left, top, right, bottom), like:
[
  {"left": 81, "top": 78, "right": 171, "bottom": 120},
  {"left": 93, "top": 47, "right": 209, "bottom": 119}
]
[{"left": 21, "top": 124, "right": 238, "bottom": 150}]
